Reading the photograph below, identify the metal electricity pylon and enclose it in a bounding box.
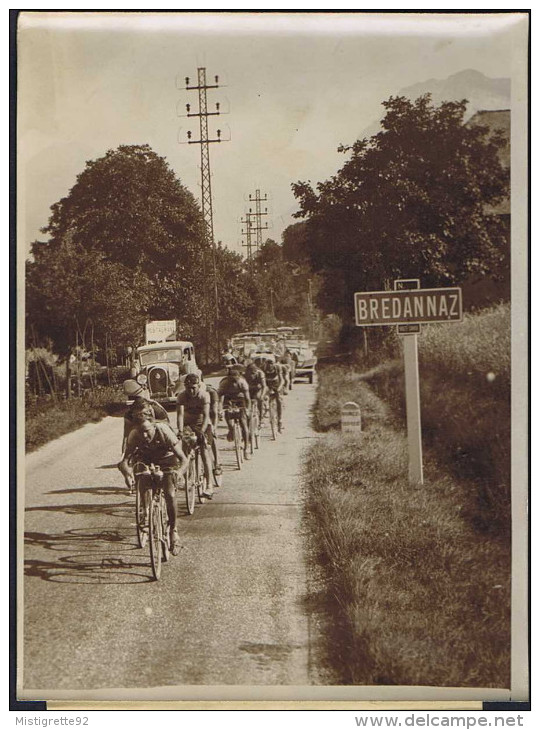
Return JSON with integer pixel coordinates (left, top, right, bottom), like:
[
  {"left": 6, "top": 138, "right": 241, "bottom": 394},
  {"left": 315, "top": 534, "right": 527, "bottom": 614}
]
[
  {"left": 184, "top": 67, "right": 226, "bottom": 355},
  {"left": 240, "top": 211, "right": 255, "bottom": 264},
  {"left": 248, "top": 189, "right": 269, "bottom": 254}
]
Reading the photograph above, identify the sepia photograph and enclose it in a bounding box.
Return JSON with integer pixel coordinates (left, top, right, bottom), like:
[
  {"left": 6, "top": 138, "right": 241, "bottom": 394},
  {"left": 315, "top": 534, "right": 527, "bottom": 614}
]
[{"left": 16, "top": 11, "right": 529, "bottom": 707}]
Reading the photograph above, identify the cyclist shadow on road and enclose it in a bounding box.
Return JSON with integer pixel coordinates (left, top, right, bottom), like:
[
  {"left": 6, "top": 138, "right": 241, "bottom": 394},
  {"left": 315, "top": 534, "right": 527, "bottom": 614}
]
[
  {"left": 45, "top": 485, "right": 128, "bottom": 497},
  {"left": 24, "top": 527, "right": 153, "bottom": 584},
  {"left": 26, "top": 493, "right": 132, "bottom": 518}
]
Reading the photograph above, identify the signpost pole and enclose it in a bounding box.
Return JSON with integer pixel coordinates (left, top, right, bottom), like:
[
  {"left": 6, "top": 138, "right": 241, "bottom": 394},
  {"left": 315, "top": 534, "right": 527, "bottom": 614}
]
[{"left": 402, "top": 333, "right": 424, "bottom": 485}]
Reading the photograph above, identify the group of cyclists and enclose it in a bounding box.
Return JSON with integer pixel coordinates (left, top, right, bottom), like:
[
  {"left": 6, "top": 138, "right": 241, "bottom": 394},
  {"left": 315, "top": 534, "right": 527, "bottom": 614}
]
[{"left": 117, "top": 350, "right": 296, "bottom": 557}]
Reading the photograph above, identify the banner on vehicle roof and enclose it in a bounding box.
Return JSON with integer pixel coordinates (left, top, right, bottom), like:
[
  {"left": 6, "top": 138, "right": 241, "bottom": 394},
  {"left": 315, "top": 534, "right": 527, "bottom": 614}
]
[{"left": 145, "top": 320, "right": 177, "bottom": 344}]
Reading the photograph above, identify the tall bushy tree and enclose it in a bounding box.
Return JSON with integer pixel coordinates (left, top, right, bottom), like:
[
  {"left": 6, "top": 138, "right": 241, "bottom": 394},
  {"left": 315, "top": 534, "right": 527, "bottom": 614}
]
[
  {"left": 292, "top": 95, "right": 509, "bottom": 322},
  {"left": 27, "top": 144, "right": 209, "bottom": 352},
  {"left": 252, "top": 239, "right": 316, "bottom": 329}
]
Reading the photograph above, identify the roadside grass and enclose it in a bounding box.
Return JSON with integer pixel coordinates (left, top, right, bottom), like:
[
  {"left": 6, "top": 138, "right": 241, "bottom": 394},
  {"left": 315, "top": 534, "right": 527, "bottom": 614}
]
[
  {"left": 304, "top": 429, "right": 510, "bottom": 687},
  {"left": 304, "top": 303, "right": 511, "bottom": 686},
  {"left": 25, "top": 387, "right": 125, "bottom": 453}
]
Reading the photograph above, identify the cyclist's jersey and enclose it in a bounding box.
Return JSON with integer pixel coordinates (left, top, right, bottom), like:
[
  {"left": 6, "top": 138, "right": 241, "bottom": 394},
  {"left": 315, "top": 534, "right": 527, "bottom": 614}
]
[
  {"left": 128, "top": 422, "right": 179, "bottom": 464},
  {"left": 176, "top": 388, "right": 210, "bottom": 427},
  {"left": 263, "top": 361, "right": 281, "bottom": 387},
  {"left": 218, "top": 375, "right": 250, "bottom": 405},
  {"left": 205, "top": 383, "right": 219, "bottom": 417},
  {"left": 244, "top": 367, "right": 266, "bottom": 395}
]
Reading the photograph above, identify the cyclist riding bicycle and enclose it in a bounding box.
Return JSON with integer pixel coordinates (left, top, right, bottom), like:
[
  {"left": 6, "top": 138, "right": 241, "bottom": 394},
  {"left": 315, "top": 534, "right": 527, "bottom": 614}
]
[
  {"left": 244, "top": 361, "right": 267, "bottom": 423},
  {"left": 122, "top": 379, "right": 170, "bottom": 453},
  {"left": 200, "top": 376, "right": 223, "bottom": 480},
  {"left": 280, "top": 350, "right": 295, "bottom": 391},
  {"left": 218, "top": 367, "right": 251, "bottom": 461},
  {"left": 257, "top": 357, "right": 285, "bottom": 433},
  {"left": 176, "top": 373, "right": 215, "bottom": 500},
  {"left": 118, "top": 419, "right": 188, "bottom": 555}
]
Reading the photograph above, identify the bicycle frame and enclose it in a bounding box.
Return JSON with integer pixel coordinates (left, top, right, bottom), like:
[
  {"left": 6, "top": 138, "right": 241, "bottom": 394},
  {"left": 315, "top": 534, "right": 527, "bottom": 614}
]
[{"left": 133, "top": 460, "right": 176, "bottom": 580}]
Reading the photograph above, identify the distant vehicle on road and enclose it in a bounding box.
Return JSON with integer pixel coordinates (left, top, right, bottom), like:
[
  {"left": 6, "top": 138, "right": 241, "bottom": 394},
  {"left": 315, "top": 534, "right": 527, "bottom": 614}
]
[
  {"left": 288, "top": 343, "right": 317, "bottom": 384},
  {"left": 130, "top": 341, "right": 201, "bottom": 406}
]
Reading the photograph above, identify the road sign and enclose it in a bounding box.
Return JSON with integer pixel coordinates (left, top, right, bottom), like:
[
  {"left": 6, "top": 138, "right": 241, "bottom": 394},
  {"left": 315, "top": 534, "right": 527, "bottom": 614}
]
[
  {"left": 354, "top": 287, "right": 462, "bottom": 327},
  {"left": 397, "top": 323, "right": 421, "bottom": 334},
  {"left": 145, "top": 320, "right": 177, "bottom": 344},
  {"left": 354, "top": 282, "right": 463, "bottom": 485}
]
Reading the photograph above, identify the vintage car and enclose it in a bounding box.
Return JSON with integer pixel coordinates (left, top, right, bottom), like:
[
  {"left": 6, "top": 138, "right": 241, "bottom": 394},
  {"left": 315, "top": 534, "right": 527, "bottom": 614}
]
[
  {"left": 287, "top": 342, "right": 317, "bottom": 384},
  {"left": 130, "top": 340, "right": 201, "bottom": 406}
]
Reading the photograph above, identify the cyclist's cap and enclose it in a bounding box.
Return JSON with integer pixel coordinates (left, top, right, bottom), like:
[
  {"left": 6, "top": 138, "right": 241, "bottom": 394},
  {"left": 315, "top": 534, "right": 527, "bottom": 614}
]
[
  {"left": 185, "top": 373, "right": 200, "bottom": 385},
  {"left": 123, "top": 379, "right": 145, "bottom": 397}
]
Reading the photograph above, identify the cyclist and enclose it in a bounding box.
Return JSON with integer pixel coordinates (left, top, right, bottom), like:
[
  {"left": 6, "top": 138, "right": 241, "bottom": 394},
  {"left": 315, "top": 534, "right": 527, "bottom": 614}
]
[
  {"left": 122, "top": 379, "right": 169, "bottom": 453},
  {"left": 176, "top": 373, "right": 214, "bottom": 500},
  {"left": 280, "top": 350, "right": 295, "bottom": 390},
  {"left": 118, "top": 418, "right": 188, "bottom": 555},
  {"left": 218, "top": 367, "right": 251, "bottom": 461},
  {"left": 244, "top": 360, "right": 267, "bottom": 424},
  {"left": 256, "top": 356, "right": 285, "bottom": 433},
  {"left": 200, "top": 376, "right": 223, "bottom": 481},
  {"left": 222, "top": 348, "right": 238, "bottom": 370}
]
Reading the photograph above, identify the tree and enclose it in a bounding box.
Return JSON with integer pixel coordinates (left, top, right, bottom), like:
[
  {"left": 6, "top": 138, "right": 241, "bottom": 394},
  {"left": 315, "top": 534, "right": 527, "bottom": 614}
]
[
  {"left": 282, "top": 221, "right": 310, "bottom": 265},
  {"left": 26, "top": 233, "right": 151, "bottom": 353},
  {"left": 27, "top": 144, "right": 209, "bottom": 354},
  {"left": 292, "top": 95, "right": 509, "bottom": 322},
  {"left": 251, "top": 239, "right": 317, "bottom": 330}
]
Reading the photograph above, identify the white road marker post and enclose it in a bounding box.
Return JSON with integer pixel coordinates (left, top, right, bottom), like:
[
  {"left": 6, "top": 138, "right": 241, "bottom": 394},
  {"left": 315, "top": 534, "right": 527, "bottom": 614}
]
[
  {"left": 394, "top": 279, "right": 423, "bottom": 485},
  {"left": 341, "top": 401, "right": 362, "bottom": 435},
  {"left": 402, "top": 332, "right": 423, "bottom": 485}
]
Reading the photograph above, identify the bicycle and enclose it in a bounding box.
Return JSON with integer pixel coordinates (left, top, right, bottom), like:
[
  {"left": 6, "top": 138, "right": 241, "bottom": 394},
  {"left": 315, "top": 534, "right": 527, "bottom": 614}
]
[
  {"left": 223, "top": 404, "right": 245, "bottom": 470},
  {"left": 181, "top": 430, "right": 206, "bottom": 514},
  {"left": 250, "top": 398, "right": 261, "bottom": 453},
  {"left": 268, "top": 388, "right": 280, "bottom": 440},
  {"left": 133, "top": 461, "right": 175, "bottom": 581}
]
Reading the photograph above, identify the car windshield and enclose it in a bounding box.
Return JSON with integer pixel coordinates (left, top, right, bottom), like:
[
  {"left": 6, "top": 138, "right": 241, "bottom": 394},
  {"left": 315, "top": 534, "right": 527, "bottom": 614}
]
[{"left": 139, "top": 349, "right": 183, "bottom": 366}]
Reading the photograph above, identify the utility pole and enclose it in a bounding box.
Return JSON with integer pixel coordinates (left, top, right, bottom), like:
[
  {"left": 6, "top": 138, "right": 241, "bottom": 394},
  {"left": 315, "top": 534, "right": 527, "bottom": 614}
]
[
  {"left": 241, "top": 211, "right": 255, "bottom": 265},
  {"left": 184, "top": 68, "right": 226, "bottom": 358},
  {"left": 248, "top": 189, "right": 269, "bottom": 255}
]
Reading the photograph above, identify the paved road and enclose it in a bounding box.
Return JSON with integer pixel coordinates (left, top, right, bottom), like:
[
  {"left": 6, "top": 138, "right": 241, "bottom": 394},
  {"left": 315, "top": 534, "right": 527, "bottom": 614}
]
[{"left": 22, "top": 380, "right": 332, "bottom": 695}]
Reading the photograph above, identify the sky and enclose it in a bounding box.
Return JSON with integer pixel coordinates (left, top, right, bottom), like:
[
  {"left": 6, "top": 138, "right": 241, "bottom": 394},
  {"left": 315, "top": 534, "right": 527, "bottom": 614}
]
[{"left": 18, "top": 12, "right": 525, "bottom": 258}]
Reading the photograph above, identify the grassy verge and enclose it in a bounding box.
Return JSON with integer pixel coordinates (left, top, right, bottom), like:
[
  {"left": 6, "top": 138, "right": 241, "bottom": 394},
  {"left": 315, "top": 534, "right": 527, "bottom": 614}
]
[
  {"left": 304, "top": 304, "right": 511, "bottom": 687},
  {"left": 25, "top": 387, "right": 126, "bottom": 453}
]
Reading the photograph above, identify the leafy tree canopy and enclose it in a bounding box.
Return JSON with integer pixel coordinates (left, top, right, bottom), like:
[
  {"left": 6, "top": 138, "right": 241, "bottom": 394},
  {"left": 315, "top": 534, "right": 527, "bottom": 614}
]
[
  {"left": 292, "top": 95, "right": 509, "bottom": 321},
  {"left": 42, "top": 144, "right": 206, "bottom": 277}
]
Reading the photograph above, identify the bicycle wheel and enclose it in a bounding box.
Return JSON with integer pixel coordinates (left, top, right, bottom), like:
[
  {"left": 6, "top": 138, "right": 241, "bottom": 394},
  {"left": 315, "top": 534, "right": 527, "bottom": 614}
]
[
  {"left": 249, "top": 413, "right": 255, "bottom": 455},
  {"left": 234, "top": 421, "right": 242, "bottom": 469},
  {"left": 135, "top": 477, "right": 148, "bottom": 548},
  {"left": 185, "top": 456, "right": 196, "bottom": 515},
  {"left": 252, "top": 408, "right": 260, "bottom": 451},
  {"left": 195, "top": 450, "right": 205, "bottom": 504},
  {"left": 148, "top": 493, "right": 162, "bottom": 580},
  {"left": 269, "top": 398, "right": 277, "bottom": 440},
  {"left": 160, "top": 492, "right": 170, "bottom": 563}
]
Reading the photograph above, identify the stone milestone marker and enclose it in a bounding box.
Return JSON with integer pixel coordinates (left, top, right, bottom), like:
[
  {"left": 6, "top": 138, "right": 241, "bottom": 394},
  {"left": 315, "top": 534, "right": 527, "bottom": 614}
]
[{"left": 341, "top": 401, "right": 362, "bottom": 434}]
